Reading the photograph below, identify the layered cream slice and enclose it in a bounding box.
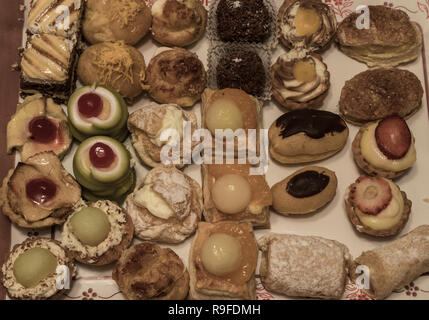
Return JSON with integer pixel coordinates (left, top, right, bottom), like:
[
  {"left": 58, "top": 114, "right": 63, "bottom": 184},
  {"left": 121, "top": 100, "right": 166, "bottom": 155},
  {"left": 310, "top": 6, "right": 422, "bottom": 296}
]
[{"left": 271, "top": 50, "right": 329, "bottom": 109}]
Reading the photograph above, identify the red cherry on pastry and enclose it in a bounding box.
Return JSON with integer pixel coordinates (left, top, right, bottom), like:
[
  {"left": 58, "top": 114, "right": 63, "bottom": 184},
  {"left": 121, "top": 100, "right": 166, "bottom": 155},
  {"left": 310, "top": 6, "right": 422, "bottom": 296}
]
[
  {"left": 89, "top": 142, "right": 116, "bottom": 169},
  {"left": 375, "top": 115, "right": 411, "bottom": 160},
  {"left": 29, "top": 116, "right": 57, "bottom": 144},
  {"left": 78, "top": 93, "right": 103, "bottom": 118},
  {"left": 26, "top": 178, "right": 57, "bottom": 205},
  {"left": 349, "top": 176, "right": 392, "bottom": 216}
]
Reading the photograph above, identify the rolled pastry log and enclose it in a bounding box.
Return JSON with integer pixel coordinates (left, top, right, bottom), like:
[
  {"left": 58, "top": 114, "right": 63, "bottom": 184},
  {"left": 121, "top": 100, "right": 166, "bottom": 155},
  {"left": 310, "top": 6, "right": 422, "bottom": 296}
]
[
  {"left": 350, "top": 225, "right": 429, "bottom": 299},
  {"left": 258, "top": 233, "right": 352, "bottom": 299}
]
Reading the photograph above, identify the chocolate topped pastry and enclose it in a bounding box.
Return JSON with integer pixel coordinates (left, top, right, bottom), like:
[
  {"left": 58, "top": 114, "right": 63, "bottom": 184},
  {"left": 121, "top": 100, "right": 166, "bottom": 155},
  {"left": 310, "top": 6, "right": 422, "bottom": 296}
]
[
  {"left": 278, "top": 0, "right": 337, "bottom": 52},
  {"left": 216, "top": 0, "right": 272, "bottom": 43},
  {"left": 269, "top": 110, "right": 349, "bottom": 164},
  {"left": 271, "top": 50, "right": 330, "bottom": 110},
  {"left": 336, "top": 6, "right": 422, "bottom": 67},
  {"left": 276, "top": 109, "right": 347, "bottom": 139},
  {"left": 339, "top": 68, "right": 423, "bottom": 125},
  {"left": 271, "top": 166, "right": 337, "bottom": 215},
  {"left": 216, "top": 49, "right": 266, "bottom": 96}
]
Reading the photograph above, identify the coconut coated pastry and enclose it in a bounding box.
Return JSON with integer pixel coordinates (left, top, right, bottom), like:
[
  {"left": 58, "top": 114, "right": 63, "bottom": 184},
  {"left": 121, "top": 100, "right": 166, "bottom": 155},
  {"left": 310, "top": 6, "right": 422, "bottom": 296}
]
[
  {"left": 127, "top": 102, "right": 198, "bottom": 168},
  {"left": 352, "top": 115, "right": 417, "bottom": 179},
  {"left": 151, "top": 0, "right": 207, "bottom": 47},
  {"left": 336, "top": 6, "right": 422, "bottom": 67},
  {"left": 145, "top": 47, "right": 207, "bottom": 107},
  {"left": 269, "top": 109, "right": 349, "bottom": 164},
  {"left": 277, "top": 0, "right": 337, "bottom": 52},
  {"left": 271, "top": 166, "right": 337, "bottom": 215},
  {"left": 77, "top": 41, "right": 147, "bottom": 102},
  {"left": 0, "top": 152, "right": 81, "bottom": 229},
  {"left": 271, "top": 50, "right": 330, "bottom": 110},
  {"left": 113, "top": 242, "right": 189, "bottom": 300},
  {"left": 126, "top": 166, "right": 203, "bottom": 244},
  {"left": 82, "top": 0, "right": 152, "bottom": 45},
  {"left": 339, "top": 68, "right": 423, "bottom": 125},
  {"left": 7, "top": 94, "right": 72, "bottom": 161},
  {"left": 345, "top": 175, "right": 411, "bottom": 238}
]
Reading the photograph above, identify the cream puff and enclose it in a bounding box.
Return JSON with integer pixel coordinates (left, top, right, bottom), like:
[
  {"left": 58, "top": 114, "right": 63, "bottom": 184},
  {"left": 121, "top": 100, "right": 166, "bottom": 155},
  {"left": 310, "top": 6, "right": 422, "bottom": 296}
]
[
  {"left": 345, "top": 175, "right": 412, "bottom": 237},
  {"left": 77, "top": 41, "right": 147, "bottom": 102},
  {"left": 125, "top": 166, "right": 202, "bottom": 244},
  {"left": 352, "top": 115, "right": 416, "bottom": 179},
  {"left": 113, "top": 242, "right": 189, "bottom": 300},
  {"left": 0, "top": 152, "right": 81, "bottom": 229},
  {"left": 0, "top": 238, "right": 75, "bottom": 300},
  {"left": 189, "top": 221, "right": 258, "bottom": 300},
  {"left": 336, "top": 5, "right": 422, "bottom": 67},
  {"left": 277, "top": 0, "right": 337, "bottom": 52},
  {"left": 145, "top": 47, "right": 207, "bottom": 107},
  {"left": 61, "top": 200, "right": 134, "bottom": 266},
  {"left": 271, "top": 50, "right": 330, "bottom": 110},
  {"left": 82, "top": 0, "right": 152, "bottom": 45},
  {"left": 151, "top": 0, "right": 207, "bottom": 47},
  {"left": 202, "top": 164, "right": 272, "bottom": 228},
  {"left": 127, "top": 102, "right": 198, "bottom": 169}
]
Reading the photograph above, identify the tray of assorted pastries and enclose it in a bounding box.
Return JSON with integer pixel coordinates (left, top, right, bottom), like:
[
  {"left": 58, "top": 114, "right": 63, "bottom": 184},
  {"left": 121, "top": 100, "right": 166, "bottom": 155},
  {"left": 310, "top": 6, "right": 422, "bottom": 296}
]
[{"left": 0, "top": 0, "right": 428, "bottom": 300}]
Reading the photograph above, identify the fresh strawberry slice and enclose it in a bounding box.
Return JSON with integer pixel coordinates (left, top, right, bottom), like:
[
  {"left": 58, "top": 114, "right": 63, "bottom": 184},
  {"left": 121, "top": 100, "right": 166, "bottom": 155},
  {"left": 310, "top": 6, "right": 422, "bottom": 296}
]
[
  {"left": 349, "top": 176, "right": 392, "bottom": 215},
  {"left": 375, "top": 115, "right": 411, "bottom": 160}
]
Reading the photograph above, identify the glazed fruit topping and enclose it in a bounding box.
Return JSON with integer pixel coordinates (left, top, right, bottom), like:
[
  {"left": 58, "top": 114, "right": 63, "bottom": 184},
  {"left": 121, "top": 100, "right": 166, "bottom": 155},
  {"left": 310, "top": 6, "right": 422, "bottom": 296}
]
[
  {"left": 89, "top": 142, "right": 116, "bottom": 169},
  {"left": 26, "top": 178, "right": 57, "bottom": 205},
  {"left": 349, "top": 176, "right": 392, "bottom": 216},
  {"left": 29, "top": 116, "right": 57, "bottom": 144},
  {"left": 70, "top": 207, "right": 111, "bottom": 246},
  {"left": 375, "top": 115, "right": 411, "bottom": 160},
  {"left": 78, "top": 93, "right": 103, "bottom": 118}
]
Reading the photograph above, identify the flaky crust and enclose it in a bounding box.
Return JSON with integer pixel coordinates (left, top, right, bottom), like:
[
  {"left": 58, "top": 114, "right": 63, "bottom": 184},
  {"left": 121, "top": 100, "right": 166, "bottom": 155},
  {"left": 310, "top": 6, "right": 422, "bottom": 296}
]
[
  {"left": 112, "top": 242, "right": 189, "bottom": 300},
  {"left": 151, "top": 0, "right": 207, "bottom": 47},
  {"left": 258, "top": 233, "right": 351, "bottom": 299},
  {"left": 349, "top": 225, "right": 429, "bottom": 300},
  {"left": 345, "top": 184, "right": 412, "bottom": 238},
  {"left": 127, "top": 103, "right": 198, "bottom": 169},
  {"left": 336, "top": 6, "right": 422, "bottom": 67},
  {"left": 339, "top": 68, "right": 423, "bottom": 125},
  {"left": 126, "top": 166, "right": 203, "bottom": 244},
  {"left": 145, "top": 48, "right": 207, "bottom": 107},
  {"left": 352, "top": 124, "right": 410, "bottom": 179},
  {"left": 65, "top": 208, "right": 135, "bottom": 266},
  {"left": 82, "top": 0, "right": 152, "bottom": 45},
  {"left": 0, "top": 238, "right": 76, "bottom": 300}
]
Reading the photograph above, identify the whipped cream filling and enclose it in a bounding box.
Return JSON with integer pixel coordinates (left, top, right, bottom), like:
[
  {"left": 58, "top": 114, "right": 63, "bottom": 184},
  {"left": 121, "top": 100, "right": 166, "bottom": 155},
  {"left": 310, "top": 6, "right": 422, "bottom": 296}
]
[
  {"left": 149, "top": 106, "right": 184, "bottom": 147},
  {"left": 1, "top": 239, "right": 70, "bottom": 299},
  {"left": 272, "top": 51, "right": 328, "bottom": 103},
  {"left": 347, "top": 180, "right": 404, "bottom": 231},
  {"left": 61, "top": 200, "right": 126, "bottom": 262},
  {"left": 360, "top": 123, "right": 416, "bottom": 172}
]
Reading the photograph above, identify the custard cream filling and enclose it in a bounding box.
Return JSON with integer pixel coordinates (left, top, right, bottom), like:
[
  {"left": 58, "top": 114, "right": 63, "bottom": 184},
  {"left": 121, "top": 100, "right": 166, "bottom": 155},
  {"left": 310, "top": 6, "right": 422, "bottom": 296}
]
[
  {"left": 62, "top": 200, "right": 126, "bottom": 262},
  {"left": 360, "top": 123, "right": 416, "bottom": 172},
  {"left": 354, "top": 180, "right": 404, "bottom": 231},
  {"left": 1, "top": 239, "right": 68, "bottom": 299},
  {"left": 149, "top": 106, "right": 184, "bottom": 147}
]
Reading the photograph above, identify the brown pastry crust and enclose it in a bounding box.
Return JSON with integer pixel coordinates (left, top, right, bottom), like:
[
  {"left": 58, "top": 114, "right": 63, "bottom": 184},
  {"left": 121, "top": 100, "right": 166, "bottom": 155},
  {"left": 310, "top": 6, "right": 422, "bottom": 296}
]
[
  {"left": 77, "top": 42, "right": 147, "bottom": 102},
  {"left": 65, "top": 207, "right": 134, "bottom": 266},
  {"left": 82, "top": 0, "right": 152, "bottom": 45},
  {"left": 271, "top": 52, "right": 330, "bottom": 110},
  {"left": 112, "top": 242, "right": 189, "bottom": 300},
  {"left": 352, "top": 125, "right": 410, "bottom": 179},
  {"left": 271, "top": 166, "right": 337, "bottom": 215},
  {"left": 336, "top": 6, "right": 422, "bottom": 67},
  {"left": 151, "top": 0, "right": 207, "bottom": 47},
  {"left": 146, "top": 48, "right": 207, "bottom": 107},
  {"left": 127, "top": 103, "right": 198, "bottom": 169},
  {"left": 0, "top": 238, "right": 76, "bottom": 300},
  {"left": 202, "top": 164, "right": 272, "bottom": 229},
  {"left": 339, "top": 68, "right": 423, "bottom": 125},
  {"left": 345, "top": 184, "right": 411, "bottom": 237},
  {"left": 126, "top": 166, "right": 202, "bottom": 244},
  {"left": 188, "top": 221, "right": 257, "bottom": 300},
  {"left": 277, "top": 0, "right": 337, "bottom": 52}
]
